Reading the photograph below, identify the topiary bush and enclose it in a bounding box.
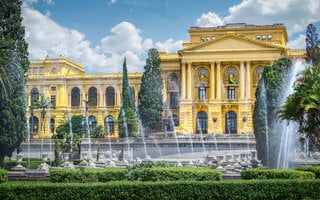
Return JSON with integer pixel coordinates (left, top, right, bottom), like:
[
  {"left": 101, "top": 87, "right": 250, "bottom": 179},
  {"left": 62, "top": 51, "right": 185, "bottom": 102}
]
[
  {"left": 50, "top": 167, "right": 128, "bottom": 183},
  {"left": 0, "top": 168, "right": 7, "bottom": 183},
  {"left": 138, "top": 166, "right": 222, "bottom": 181},
  {"left": 296, "top": 165, "right": 320, "bottom": 178},
  {"left": 241, "top": 168, "right": 315, "bottom": 180},
  {"left": 127, "top": 161, "right": 171, "bottom": 181}
]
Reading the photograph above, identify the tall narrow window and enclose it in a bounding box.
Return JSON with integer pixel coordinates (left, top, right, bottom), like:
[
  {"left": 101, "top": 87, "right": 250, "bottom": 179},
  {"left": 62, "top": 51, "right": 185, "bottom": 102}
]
[
  {"left": 50, "top": 118, "right": 55, "bottom": 133},
  {"left": 88, "top": 87, "right": 97, "bottom": 106},
  {"left": 227, "top": 86, "right": 235, "bottom": 99},
  {"left": 31, "top": 88, "right": 39, "bottom": 106},
  {"left": 198, "top": 85, "right": 206, "bottom": 100},
  {"left": 196, "top": 112, "right": 208, "bottom": 134},
  {"left": 71, "top": 87, "right": 80, "bottom": 106},
  {"left": 50, "top": 95, "right": 56, "bottom": 107},
  {"left": 89, "top": 116, "right": 97, "bottom": 128},
  {"left": 105, "top": 116, "right": 114, "bottom": 134},
  {"left": 226, "top": 111, "right": 237, "bottom": 134},
  {"left": 106, "top": 86, "right": 115, "bottom": 106},
  {"left": 29, "top": 116, "right": 39, "bottom": 134},
  {"left": 170, "top": 92, "right": 178, "bottom": 107}
]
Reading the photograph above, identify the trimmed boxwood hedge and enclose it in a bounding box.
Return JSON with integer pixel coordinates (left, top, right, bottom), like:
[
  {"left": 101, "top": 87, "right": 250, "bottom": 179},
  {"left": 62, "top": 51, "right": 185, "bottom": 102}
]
[
  {"left": 241, "top": 168, "right": 315, "bottom": 180},
  {"left": 50, "top": 167, "right": 128, "bottom": 182},
  {"left": 296, "top": 165, "right": 320, "bottom": 178},
  {"left": 1, "top": 179, "right": 320, "bottom": 199},
  {"left": 138, "top": 167, "right": 222, "bottom": 181},
  {"left": 0, "top": 168, "right": 7, "bottom": 183}
]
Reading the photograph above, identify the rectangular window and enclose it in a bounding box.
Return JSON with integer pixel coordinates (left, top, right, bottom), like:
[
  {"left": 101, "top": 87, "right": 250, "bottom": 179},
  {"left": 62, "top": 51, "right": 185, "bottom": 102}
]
[
  {"left": 39, "top": 68, "right": 44, "bottom": 75},
  {"left": 227, "top": 86, "right": 235, "bottom": 99},
  {"left": 33, "top": 68, "right": 38, "bottom": 75},
  {"left": 51, "top": 86, "right": 56, "bottom": 92},
  {"left": 170, "top": 92, "right": 179, "bottom": 107},
  {"left": 28, "top": 69, "right": 32, "bottom": 75},
  {"left": 51, "top": 95, "right": 56, "bottom": 107}
]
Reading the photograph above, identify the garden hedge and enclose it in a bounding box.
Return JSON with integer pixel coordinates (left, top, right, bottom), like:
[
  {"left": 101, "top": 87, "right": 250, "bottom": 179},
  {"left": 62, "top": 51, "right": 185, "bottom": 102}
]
[
  {"left": 296, "top": 165, "right": 320, "bottom": 178},
  {"left": 138, "top": 166, "right": 222, "bottom": 181},
  {"left": 1, "top": 179, "right": 320, "bottom": 199},
  {"left": 0, "top": 168, "right": 7, "bottom": 183},
  {"left": 241, "top": 168, "right": 315, "bottom": 180},
  {"left": 50, "top": 167, "right": 128, "bottom": 182}
]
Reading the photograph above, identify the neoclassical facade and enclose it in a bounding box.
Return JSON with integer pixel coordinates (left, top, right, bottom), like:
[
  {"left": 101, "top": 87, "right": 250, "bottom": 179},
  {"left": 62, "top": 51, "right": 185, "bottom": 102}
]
[{"left": 26, "top": 23, "right": 305, "bottom": 138}]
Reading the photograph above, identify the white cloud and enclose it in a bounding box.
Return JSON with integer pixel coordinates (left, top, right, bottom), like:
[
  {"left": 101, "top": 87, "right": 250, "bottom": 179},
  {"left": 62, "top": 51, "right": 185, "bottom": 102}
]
[
  {"left": 196, "top": 12, "right": 224, "bottom": 27},
  {"left": 100, "top": 22, "right": 152, "bottom": 54},
  {"left": 287, "top": 34, "right": 306, "bottom": 50},
  {"left": 108, "top": 0, "right": 118, "bottom": 6},
  {"left": 155, "top": 39, "right": 183, "bottom": 53},
  {"left": 196, "top": 0, "right": 320, "bottom": 49},
  {"left": 22, "top": 5, "right": 158, "bottom": 73}
]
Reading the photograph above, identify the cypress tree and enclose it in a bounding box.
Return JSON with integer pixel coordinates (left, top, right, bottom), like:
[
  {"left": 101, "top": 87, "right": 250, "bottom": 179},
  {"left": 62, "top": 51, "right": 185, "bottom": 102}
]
[
  {"left": 0, "top": 0, "right": 29, "bottom": 167},
  {"left": 118, "top": 58, "right": 139, "bottom": 138},
  {"left": 138, "top": 48, "right": 163, "bottom": 134},
  {"left": 253, "top": 58, "right": 292, "bottom": 168},
  {"left": 306, "top": 24, "right": 320, "bottom": 66}
]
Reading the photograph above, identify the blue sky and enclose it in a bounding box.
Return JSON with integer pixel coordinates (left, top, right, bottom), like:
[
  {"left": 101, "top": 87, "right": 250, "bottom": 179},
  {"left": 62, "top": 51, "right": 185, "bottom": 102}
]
[{"left": 22, "top": 0, "right": 320, "bottom": 73}]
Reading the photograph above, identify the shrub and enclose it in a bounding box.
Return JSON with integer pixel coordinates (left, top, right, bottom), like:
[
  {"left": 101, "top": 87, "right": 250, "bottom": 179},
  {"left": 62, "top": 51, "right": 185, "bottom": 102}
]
[
  {"left": 1, "top": 179, "right": 320, "bottom": 199},
  {"left": 0, "top": 168, "right": 7, "bottom": 183},
  {"left": 50, "top": 168, "right": 128, "bottom": 182},
  {"left": 241, "top": 168, "right": 315, "bottom": 180},
  {"left": 139, "top": 167, "right": 222, "bottom": 181},
  {"left": 296, "top": 165, "right": 320, "bottom": 178},
  {"left": 127, "top": 161, "right": 171, "bottom": 180}
]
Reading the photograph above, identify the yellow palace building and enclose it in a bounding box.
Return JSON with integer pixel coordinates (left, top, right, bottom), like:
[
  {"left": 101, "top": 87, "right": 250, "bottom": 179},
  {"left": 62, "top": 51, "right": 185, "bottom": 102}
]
[{"left": 26, "top": 23, "right": 305, "bottom": 138}]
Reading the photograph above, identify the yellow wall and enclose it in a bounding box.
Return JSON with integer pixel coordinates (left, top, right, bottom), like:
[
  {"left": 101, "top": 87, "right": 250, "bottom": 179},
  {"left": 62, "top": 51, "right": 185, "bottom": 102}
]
[{"left": 26, "top": 23, "right": 305, "bottom": 138}]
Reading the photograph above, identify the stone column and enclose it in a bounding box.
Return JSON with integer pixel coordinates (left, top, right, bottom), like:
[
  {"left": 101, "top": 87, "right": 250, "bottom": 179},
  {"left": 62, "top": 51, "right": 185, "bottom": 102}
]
[
  {"left": 246, "top": 61, "right": 251, "bottom": 99},
  {"left": 210, "top": 62, "right": 215, "bottom": 100},
  {"left": 216, "top": 62, "right": 221, "bottom": 99},
  {"left": 181, "top": 63, "right": 186, "bottom": 100},
  {"left": 187, "top": 62, "right": 192, "bottom": 100},
  {"left": 240, "top": 61, "right": 245, "bottom": 99}
]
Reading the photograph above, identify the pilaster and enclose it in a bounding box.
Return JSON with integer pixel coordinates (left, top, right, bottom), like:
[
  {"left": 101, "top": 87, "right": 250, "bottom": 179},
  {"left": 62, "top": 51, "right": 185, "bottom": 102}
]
[
  {"left": 187, "top": 62, "right": 192, "bottom": 100},
  {"left": 240, "top": 61, "right": 245, "bottom": 99},
  {"left": 216, "top": 61, "right": 221, "bottom": 99},
  {"left": 210, "top": 62, "right": 215, "bottom": 100}
]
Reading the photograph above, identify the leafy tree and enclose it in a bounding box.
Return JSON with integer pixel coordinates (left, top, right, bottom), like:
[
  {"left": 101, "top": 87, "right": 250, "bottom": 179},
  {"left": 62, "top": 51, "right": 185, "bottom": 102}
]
[
  {"left": 55, "top": 115, "right": 85, "bottom": 157},
  {"left": 0, "top": 0, "right": 29, "bottom": 167},
  {"left": 253, "top": 58, "right": 292, "bottom": 168},
  {"left": 118, "top": 58, "right": 139, "bottom": 138},
  {"left": 306, "top": 24, "right": 320, "bottom": 66},
  {"left": 277, "top": 64, "right": 320, "bottom": 146},
  {"left": 90, "top": 125, "right": 106, "bottom": 138},
  {"left": 138, "top": 48, "right": 163, "bottom": 133}
]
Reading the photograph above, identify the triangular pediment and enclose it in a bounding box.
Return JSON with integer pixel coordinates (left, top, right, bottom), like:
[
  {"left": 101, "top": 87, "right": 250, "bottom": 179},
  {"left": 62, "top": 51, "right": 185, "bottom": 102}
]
[{"left": 181, "top": 35, "right": 282, "bottom": 52}]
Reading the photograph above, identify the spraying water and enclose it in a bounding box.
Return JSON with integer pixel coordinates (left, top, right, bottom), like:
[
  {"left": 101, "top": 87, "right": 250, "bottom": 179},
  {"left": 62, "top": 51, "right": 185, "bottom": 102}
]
[{"left": 275, "top": 60, "right": 306, "bottom": 168}]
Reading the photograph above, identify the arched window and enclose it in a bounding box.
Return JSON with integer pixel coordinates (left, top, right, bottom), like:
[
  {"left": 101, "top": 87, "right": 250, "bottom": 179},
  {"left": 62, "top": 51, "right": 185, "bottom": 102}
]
[
  {"left": 89, "top": 116, "right": 97, "bottom": 128},
  {"left": 88, "top": 87, "right": 97, "bottom": 106},
  {"left": 29, "top": 116, "right": 39, "bottom": 134},
  {"left": 106, "top": 86, "right": 115, "bottom": 106},
  {"left": 196, "top": 112, "right": 208, "bottom": 134},
  {"left": 71, "top": 87, "right": 80, "bottom": 106},
  {"left": 31, "top": 88, "right": 39, "bottom": 106},
  {"left": 256, "top": 67, "right": 264, "bottom": 79},
  {"left": 50, "top": 118, "right": 55, "bottom": 133},
  {"left": 105, "top": 116, "right": 114, "bottom": 134},
  {"left": 226, "top": 111, "right": 237, "bottom": 134}
]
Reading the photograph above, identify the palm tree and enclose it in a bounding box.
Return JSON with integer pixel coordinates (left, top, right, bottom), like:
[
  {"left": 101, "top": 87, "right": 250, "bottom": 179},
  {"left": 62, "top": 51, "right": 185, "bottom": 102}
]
[
  {"left": 278, "top": 65, "right": 320, "bottom": 146},
  {"left": 33, "top": 94, "right": 55, "bottom": 156}
]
